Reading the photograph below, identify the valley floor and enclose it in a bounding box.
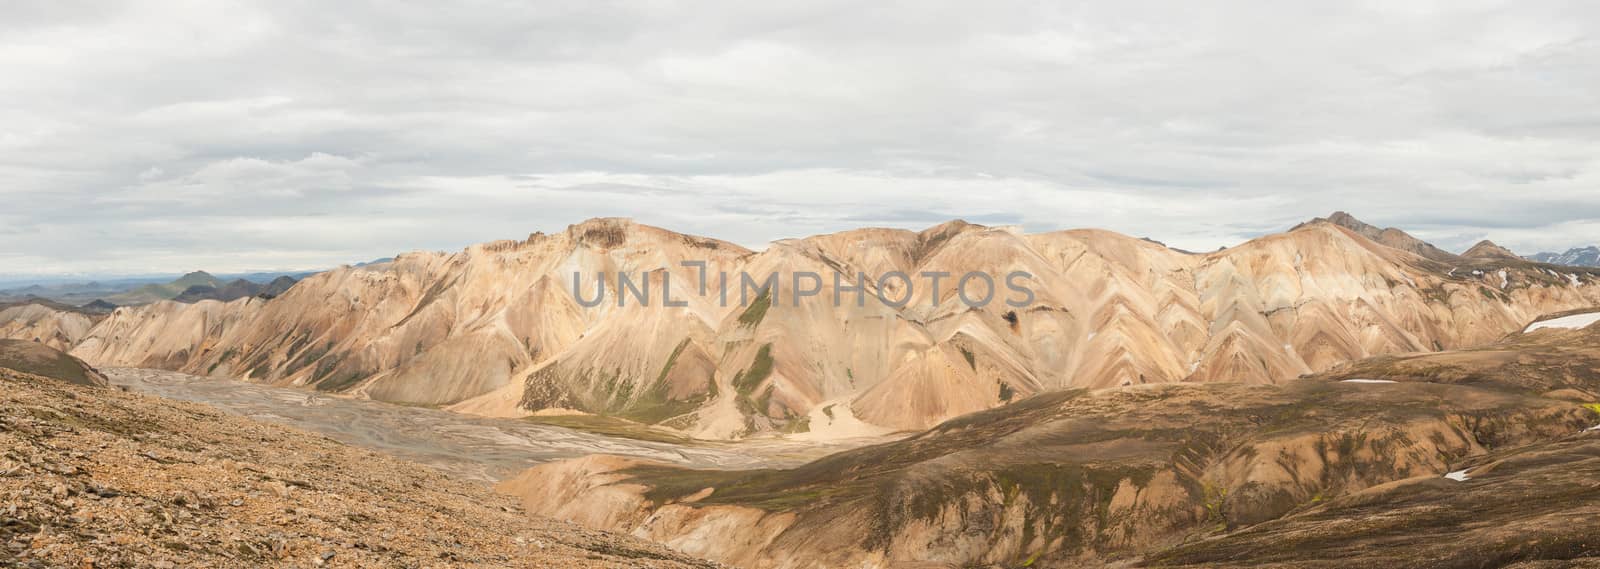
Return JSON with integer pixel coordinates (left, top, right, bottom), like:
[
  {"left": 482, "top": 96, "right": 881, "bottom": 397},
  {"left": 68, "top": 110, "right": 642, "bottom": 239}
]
[{"left": 103, "top": 368, "right": 887, "bottom": 482}]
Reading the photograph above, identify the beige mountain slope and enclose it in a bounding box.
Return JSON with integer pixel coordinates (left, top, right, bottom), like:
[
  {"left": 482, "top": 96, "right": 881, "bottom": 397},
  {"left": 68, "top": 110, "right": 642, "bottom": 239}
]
[
  {"left": 10, "top": 214, "right": 1600, "bottom": 439},
  {"left": 0, "top": 367, "right": 721, "bottom": 568}
]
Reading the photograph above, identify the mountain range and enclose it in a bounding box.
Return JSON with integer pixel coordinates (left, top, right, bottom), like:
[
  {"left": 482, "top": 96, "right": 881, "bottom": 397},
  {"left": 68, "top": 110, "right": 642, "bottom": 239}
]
[
  {"left": 1530, "top": 245, "right": 1600, "bottom": 267},
  {"left": 4, "top": 212, "right": 1598, "bottom": 442},
  {"left": 0, "top": 270, "right": 310, "bottom": 307}
]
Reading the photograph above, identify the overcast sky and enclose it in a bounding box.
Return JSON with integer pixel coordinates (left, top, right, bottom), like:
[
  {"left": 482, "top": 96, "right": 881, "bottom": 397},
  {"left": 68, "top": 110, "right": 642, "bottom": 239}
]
[{"left": 3, "top": 0, "right": 1599, "bottom": 276}]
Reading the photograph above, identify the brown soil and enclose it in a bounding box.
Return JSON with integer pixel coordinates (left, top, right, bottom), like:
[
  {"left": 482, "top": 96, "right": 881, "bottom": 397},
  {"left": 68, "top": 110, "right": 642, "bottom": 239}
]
[{"left": 0, "top": 367, "right": 721, "bottom": 569}]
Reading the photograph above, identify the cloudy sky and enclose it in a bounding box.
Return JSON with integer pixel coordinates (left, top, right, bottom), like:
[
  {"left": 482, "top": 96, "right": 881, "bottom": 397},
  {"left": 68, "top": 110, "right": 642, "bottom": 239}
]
[{"left": 4, "top": 0, "right": 1599, "bottom": 277}]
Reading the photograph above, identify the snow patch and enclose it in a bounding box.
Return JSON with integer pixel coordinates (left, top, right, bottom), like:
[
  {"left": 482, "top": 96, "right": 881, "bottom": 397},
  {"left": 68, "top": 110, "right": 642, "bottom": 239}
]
[
  {"left": 1498, "top": 269, "right": 1509, "bottom": 289},
  {"left": 1444, "top": 469, "right": 1471, "bottom": 482},
  {"left": 1525, "top": 312, "right": 1600, "bottom": 332},
  {"left": 1570, "top": 273, "right": 1583, "bottom": 287}
]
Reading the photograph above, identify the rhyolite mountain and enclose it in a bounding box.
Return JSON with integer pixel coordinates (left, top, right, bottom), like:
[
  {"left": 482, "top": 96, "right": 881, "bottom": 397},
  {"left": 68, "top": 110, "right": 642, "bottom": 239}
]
[{"left": 5, "top": 213, "right": 1600, "bottom": 440}]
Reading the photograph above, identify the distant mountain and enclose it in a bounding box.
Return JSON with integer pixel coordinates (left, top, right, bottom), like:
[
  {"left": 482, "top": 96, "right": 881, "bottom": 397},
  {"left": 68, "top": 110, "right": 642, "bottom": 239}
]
[
  {"left": 260, "top": 275, "right": 298, "bottom": 298},
  {"left": 107, "top": 271, "right": 223, "bottom": 305},
  {"left": 80, "top": 299, "right": 117, "bottom": 313},
  {"left": 171, "top": 276, "right": 299, "bottom": 303},
  {"left": 1530, "top": 246, "right": 1600, "bottom": 267}
]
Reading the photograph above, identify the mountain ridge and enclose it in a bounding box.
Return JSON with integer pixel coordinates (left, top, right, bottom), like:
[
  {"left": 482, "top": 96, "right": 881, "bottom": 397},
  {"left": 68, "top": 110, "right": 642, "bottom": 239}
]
[{"left": 6, "top": 213, "right": 1600, "bottom": 440}]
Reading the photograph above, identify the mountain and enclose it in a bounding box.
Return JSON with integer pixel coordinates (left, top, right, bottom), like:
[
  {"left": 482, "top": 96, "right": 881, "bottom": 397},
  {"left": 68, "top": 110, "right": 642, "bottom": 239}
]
[
  {"left": 502, "top": 311, "right": 1600, "bottom": 567},
  {"left": 1461, "top": 239, "right": 1522, "bottom": 261},
  {"left": 0, "top": 366, "right": 719, "bottom": 568},
  {"left": 261, "top": 275, "right": 299, "bottom": 297},
  {"left": 8, "top": 214, "right": 1600, "bottom": 440},
  {"left": 1531, "top": 245, "right": 1600, "bottom": 267}
]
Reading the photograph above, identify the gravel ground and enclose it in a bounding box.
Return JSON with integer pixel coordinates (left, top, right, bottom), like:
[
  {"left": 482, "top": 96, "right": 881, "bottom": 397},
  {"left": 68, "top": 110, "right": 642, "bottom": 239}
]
[{"left": 0, "top": 367, "right": 723, "bottom": 569}]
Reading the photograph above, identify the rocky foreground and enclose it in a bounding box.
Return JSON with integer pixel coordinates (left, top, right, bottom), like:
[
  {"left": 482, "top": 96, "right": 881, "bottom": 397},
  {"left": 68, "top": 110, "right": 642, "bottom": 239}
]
[{"left": 0, "top": 366, "right": 720, "bottom": 569}]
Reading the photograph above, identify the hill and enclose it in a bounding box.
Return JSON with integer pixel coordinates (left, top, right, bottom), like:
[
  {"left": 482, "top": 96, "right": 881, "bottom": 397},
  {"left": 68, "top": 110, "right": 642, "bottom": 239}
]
[
  {"left": 0, "top": 339, "right": 106, "bottom": 387},
  {"left": 500, "top": 311, "right": 1600, "bottom": 567},
  {"left": 501, "top": 378, "right": 1590, "bottom": 567}
]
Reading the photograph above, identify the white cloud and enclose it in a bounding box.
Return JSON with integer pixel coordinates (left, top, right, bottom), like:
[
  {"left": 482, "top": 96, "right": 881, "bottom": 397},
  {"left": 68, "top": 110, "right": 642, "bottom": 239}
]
[{"left": 2, "top": 0, "right": 1600, "bottom": 277}]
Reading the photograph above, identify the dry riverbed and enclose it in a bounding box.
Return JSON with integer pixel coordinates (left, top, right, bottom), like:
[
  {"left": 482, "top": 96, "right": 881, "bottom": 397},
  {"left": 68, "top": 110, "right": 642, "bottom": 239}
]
[{"left": 106, "top": 368, "right": 884, "bottom": 483}]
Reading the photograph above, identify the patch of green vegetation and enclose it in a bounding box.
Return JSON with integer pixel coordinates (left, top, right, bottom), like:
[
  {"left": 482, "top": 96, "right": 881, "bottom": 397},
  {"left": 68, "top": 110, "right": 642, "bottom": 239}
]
[
  {"left": 656, "top": 340, "right": 690, "bottom": 384},
  {"left": 782, "top": 414, "right": 811, "bottom": 434},
  {"left": 523, "top": 414, "right": 694, "bottom": 445},
  {"left": 310, "top": 351, "right": 369, "bottom": 392},
  {"left": 206, "top": 347, "right": 239, "bottom": 374},
  {"left": 737, "top": 288, "right": 772, "bottom": 327},
  {"left": 959, "top": 346, "right": 976, "bottom": 370},
  {"left": 616, "top": 339, "right": 710, "bottom": 424},
  {"left": 733, "top": 344, "right": 775, "bottom": 397},
  {"left": 730, "top": 344, "right": 777, "bottom": 417},
  {"left": 999, "top": 382, "right": 1015, "bottom": 403}
]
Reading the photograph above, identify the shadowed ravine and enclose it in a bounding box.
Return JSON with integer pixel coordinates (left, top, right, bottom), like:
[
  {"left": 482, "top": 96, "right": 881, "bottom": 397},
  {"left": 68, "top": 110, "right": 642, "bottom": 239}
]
[{"left": 106, "top": 368, "right": 876, "bottom": 483}]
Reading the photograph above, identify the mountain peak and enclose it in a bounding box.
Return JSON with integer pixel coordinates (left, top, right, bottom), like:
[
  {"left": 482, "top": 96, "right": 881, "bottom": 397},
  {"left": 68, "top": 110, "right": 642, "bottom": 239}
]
[
  {"left": 1324, "top": 211, "right": 1373, "bottom": 231},
  {"left": 1298, "top": 212, "right": 1459, "bottom": 263},
  {"left": 1462, "top": 240, "right": 1521, "bottom": 260}
]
